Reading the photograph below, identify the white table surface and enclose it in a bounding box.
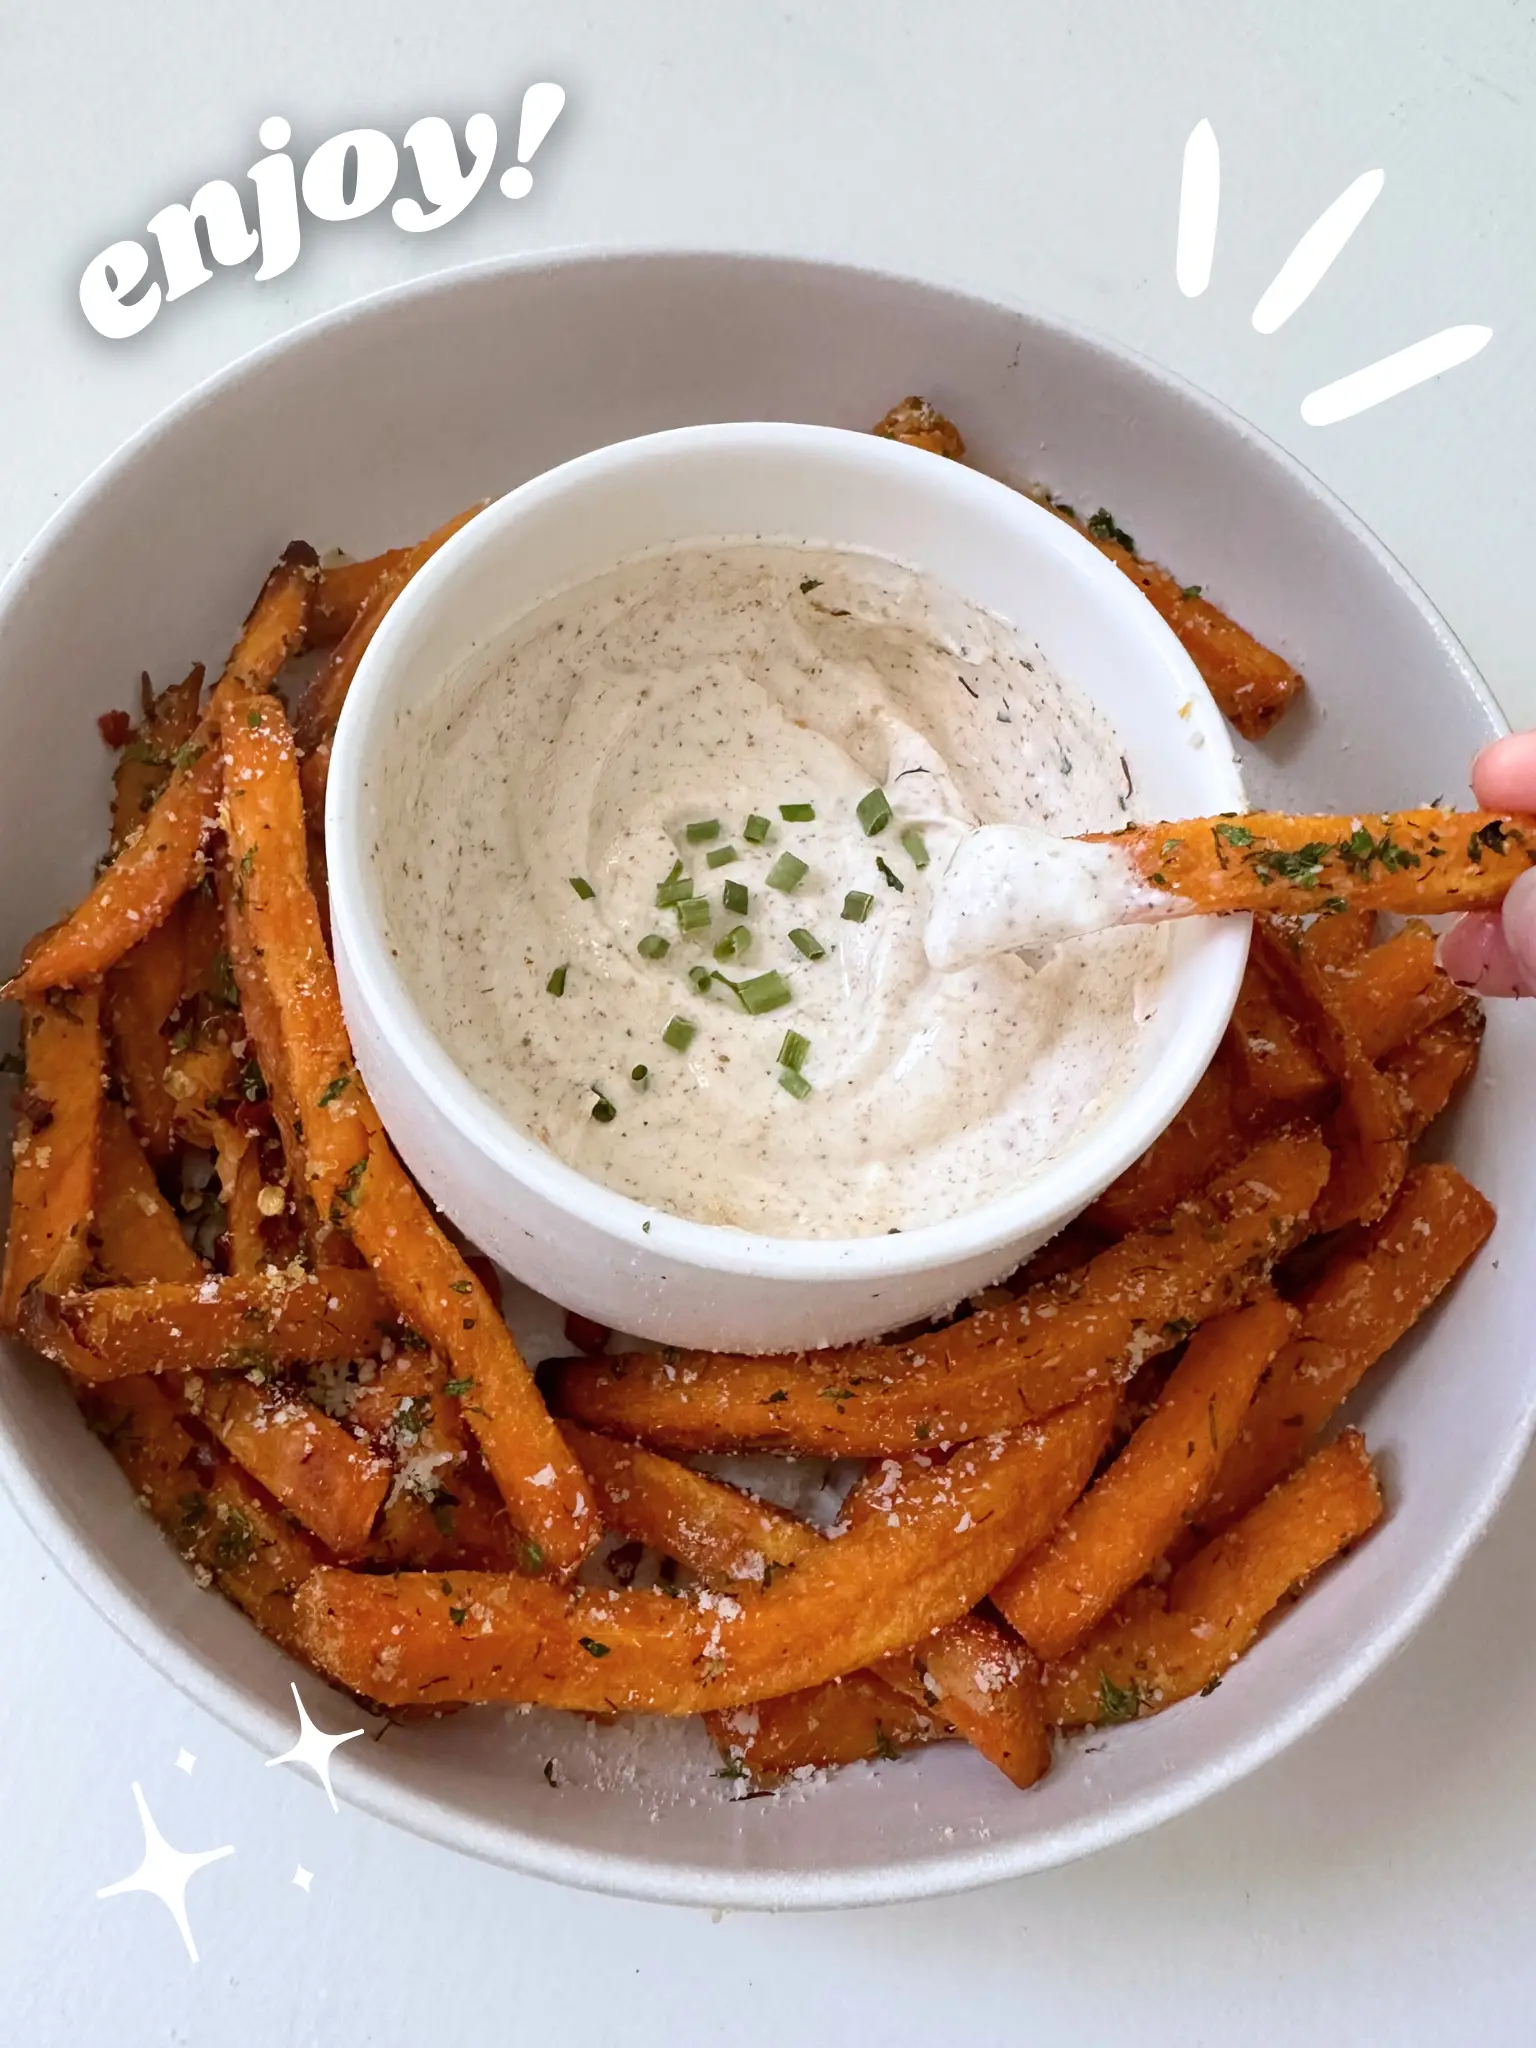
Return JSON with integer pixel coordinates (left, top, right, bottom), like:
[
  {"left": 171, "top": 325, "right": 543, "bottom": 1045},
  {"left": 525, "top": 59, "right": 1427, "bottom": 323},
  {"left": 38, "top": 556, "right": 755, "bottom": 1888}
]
[{"left": 4, "top": 4, "right": 1534, "bottom": 2041}]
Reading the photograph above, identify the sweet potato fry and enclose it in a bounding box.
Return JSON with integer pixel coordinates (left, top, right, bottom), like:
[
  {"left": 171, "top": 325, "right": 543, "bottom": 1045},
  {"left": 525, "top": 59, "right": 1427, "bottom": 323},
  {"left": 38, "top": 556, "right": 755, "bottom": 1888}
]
[
  {"left": 1086, "top": 539, "right": 1304, "bottom": 740},
  {"left": 294, "top": 1391, "right": 1116, "bottom": 1712},
  {"left": 869, "top": 395, "right": 1302, "bottom": 738},
  {"left": 345, "top": 1136, "right": 598, "bottom": 1577},
  {"left": 4, "top": 733, "right": 220, "bottom": 1000},
  {"left": 1225, "top": 961, "right": 1331, "bottom": 1114},
  {"left": 1252, "top": 924, "right": 1406, "bottom": 1231},
  {"left": 992, "top": 1295, "right": 1297, "bottom": 1660},
  {"left": 214, "top": 678, "right": 595, "bottom": 1577},
  {"left": 0, "top": 990, "right": 104, "bottom": 1327},
  {"left": 339, "top": 1350, "right": 523, "bottom": 1572},
  {"left": 104, "top": 908, "right": 188, "bottom": 1161},
  {"left": 211, "top": 680, "right": 367, "bottom": 1204},
  {"left": 192, "top": 1374, "right": 389, "bottom": 1558},
  {"left": 872, "top": 396, "right": 968, "bottom": 461},
  {"left": 1298, "top": 902, "right": 1375, "bottom": 970},
  {"left": 574, "top": 1430, "right": 1035, "bottom": 1778},
  {"left": 1197, "top": 1164, "right": 1495, "bottom": 1533},
  {"left": 548, "top": 1133, "right": 1330, "bottom": 1457},
  {"left": 5, "top": 546, "right": 314, "bottom": 1000},
  {"left": 93, "top": 1099, "right": 202, "bottom": 1284},
  {"left": 1091, "top": 927, "right": 1454, "bottom": 1238},
  {"left": 295, "top": 506, "right": 483, "bottom": 753},
  {"left": 220, "top": 1143, "right": 269, "bottom": 1275},
  {"left": 1088, "top": 1045, "right": 1245, "bottom": 1236},
  {"left": 80, "top": 1373, "right": 326, "bottom": 1655},
  {"left": 707, "top": 1673, "right": 941, "bottom": 1776},
  {"left": 1330, "top": 922, "right": 1461, "bottom": 1061},
  {"left": 23, "top": 1268, "right": 386, "bottom": 1381},
  {"left": 1043, "top": 1430, "right": 1382, "bottom": 1726},
  {"left": 875, "top": 1614, "right": 1051, "bottom": 1788},
  {"left": 1387, "top": 1003, "right": 1484, "bottom": 1140},
  {"left": 560, "top": 1423, "right": 821, "bottom": 1587},
  {"left": 1102, "top": 809, "right": 1536, "bottom": 920},
  {"left": 109, "top": 664, "right": 205, "bottom": 849},
  {"left": 302, "top": 505, "right": 484, "bottom": 655}
]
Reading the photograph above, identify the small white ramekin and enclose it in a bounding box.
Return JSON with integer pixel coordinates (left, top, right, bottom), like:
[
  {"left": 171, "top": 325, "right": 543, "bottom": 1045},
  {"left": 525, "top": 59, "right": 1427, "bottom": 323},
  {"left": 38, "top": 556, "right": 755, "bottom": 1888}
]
[{"left": 326, "top": 423, "right": 1247, "bottom": 1351}]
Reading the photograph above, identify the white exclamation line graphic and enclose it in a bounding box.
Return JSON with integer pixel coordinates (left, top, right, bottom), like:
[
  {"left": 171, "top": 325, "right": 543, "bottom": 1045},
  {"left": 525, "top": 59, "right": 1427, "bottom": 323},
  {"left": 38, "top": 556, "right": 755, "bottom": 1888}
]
[
  {"left": 1175, "top": 119, "right": 1220, "bottom": 298},
  {"left": 1252, "top": 168, "right": 1385, "bottom": 334},
  {"left": 501, "top": 83, "right": 567, "bottom": 199}
]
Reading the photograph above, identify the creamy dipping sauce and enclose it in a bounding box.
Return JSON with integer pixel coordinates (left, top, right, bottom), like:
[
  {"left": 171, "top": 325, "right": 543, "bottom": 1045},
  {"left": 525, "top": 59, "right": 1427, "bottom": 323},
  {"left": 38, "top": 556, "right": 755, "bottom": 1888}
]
[
  {"left": 374, "top": 543, "right": 1166, "bottom": 1238},
  {"left": 924, "top": 822, "right": 1174, "bottom": 969}
]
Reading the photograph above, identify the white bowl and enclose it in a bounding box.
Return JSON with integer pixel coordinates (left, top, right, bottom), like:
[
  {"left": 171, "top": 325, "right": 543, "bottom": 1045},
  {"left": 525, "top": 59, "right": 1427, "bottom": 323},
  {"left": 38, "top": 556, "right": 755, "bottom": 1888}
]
[
  {"left": 327, "top": 421, "right": 1247, "bottom": 1352},
  {"left": 0, "top": 251, "right": 1531, "bottom": 1910}
]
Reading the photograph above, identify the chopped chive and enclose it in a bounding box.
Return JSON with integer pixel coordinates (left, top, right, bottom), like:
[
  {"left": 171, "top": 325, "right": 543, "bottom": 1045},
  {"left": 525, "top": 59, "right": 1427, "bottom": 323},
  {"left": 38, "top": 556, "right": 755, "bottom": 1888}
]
[
  {"left": 737, "top": 969, "right": 792, "bottom": 1015},
  {"left": 637, "top": 933, "right": 670, "bottom": 961},
  {"left": 676, "top": 895, "right": 711, "bottom": 932},
  {"left": 545, "top": 965, "right": 568, "bottom": 996},
  {"left": 685, "top": 819, "right": 721, "bottom": 843},
  {"left": 663, "top": 858, "right": 683, "bottom": 882},
  {"left": 778, "top": 1029, "right": 810, "bottom": 1073},
  {"left": 705, "top": 845, "right": 739, "bottom": 869},
  {"left": 723, "top": 879, "right": 749, "bottom": 915},
  {"left": 662, "top": 1015, "right": 696, "bottom": 1053},
  {"left": 744, "top": 814, "right": 772, "bottom": 844},
  {"left": 656, "top": 874, "right": 695, "bottom": 908},
  {"left": 591, "top": 1091, "right": 616, "bottom": 1123},
  {"left": 778, "top": 1067, "right": 813, "bottom": 1101},
  {"left": 713, "top": 924, "right": 751, "bottom": 963},
  {"left": 779, "top": 802, "right": 815, "bottom": 821},
  {"left": 688, "top": 964, "right": 714, "bottom": 992},
  {"left": 630, "top": 1064, "right": 649, "bottom": 1087},
  {"left": 788, "top": 927, "right": 825, "bottom": 960},
  {"left": 766, "top": 851, "right": 809, "bottom": 893},
  {"left": 856, "top": 787, "right": 892, "bottom": 836},
  {"left": 841, "top": 890, "right": 875, "bottom": 923},
  {"left": 876, "top": 856, "right": 905, "bottom": 891},
  {"left": 900, "top": 826, "right": 930, "bottom": 870},
  {"left": 569, "top": 875, "right": 595, "bottom": 899}
]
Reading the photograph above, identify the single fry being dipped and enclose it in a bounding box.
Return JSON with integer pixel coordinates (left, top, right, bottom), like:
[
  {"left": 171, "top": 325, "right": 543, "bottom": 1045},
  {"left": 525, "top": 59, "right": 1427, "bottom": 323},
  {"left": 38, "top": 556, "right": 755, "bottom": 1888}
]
[{"left": 1107, "top": 809, "right": 1535, "bottom": 920}]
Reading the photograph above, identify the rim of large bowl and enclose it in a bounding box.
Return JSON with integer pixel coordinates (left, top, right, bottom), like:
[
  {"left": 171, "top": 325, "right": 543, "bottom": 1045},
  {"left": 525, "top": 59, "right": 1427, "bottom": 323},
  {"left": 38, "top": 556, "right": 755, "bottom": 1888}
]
[{"left": 0, "top": 245, "right": 1516, "bottom": 1911}]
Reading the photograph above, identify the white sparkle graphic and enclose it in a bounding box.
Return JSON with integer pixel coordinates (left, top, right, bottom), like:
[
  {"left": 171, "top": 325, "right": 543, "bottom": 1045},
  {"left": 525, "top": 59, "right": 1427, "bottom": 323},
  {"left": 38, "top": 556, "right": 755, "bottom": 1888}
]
[
  {"left": 1252, "top": 167, "right": 1385, "bottom": 333},
  {"left": 1175, "top": 122, "right": 1490, "bottom": 421},
  {"left": 96, "top": 1782, "right": 233, "bottom": 1963},
  {"left": 1175, "top": 118, "right": 1220, "bottom": 297},
  {"left": 292, "top": 1865, "right": 314, "bottom": 1892},
  {"left": 1300, "top": 324, "right": 1493, "bottom": 425},
  {"left": 174, "top": 1749, "right": 196, "bottom": 1774},
  {"left": 264, "top": 1681, "right": 364, "bottom": 1812}
]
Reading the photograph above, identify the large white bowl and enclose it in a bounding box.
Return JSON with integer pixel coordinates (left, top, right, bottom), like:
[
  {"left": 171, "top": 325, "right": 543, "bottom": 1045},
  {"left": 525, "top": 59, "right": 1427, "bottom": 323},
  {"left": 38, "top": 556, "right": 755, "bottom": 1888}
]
[
  {"left": 327, "top": 420, "right": 1246, "bottom": 1352},
  {"left": 0, "top": 251, "right": 1531, "bottom": 1910}
]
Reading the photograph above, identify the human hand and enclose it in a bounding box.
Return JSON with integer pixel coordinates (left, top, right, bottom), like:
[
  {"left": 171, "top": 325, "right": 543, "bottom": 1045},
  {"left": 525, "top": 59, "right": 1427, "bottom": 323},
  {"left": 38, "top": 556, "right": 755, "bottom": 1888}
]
[{"left": 1438, "top": 731, "right": 1536, "bottom": 996}]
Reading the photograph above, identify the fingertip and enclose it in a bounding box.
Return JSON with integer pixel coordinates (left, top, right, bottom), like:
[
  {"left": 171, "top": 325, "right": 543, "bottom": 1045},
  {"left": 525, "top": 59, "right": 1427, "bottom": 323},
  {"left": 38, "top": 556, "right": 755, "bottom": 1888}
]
[{"left": 1470, "top": 730, "right": 1536, "bottom": 812}]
